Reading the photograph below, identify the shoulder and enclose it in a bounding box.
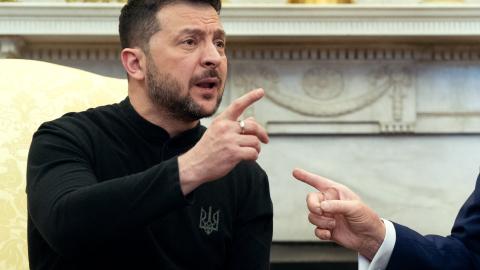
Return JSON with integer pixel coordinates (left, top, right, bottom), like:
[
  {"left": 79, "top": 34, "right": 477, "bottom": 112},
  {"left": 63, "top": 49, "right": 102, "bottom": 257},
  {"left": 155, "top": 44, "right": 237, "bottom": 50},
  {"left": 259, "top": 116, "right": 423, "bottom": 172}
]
[
  {"left": 31, "top": 102, "right": 124, "bottom": 157},
  {"left": 35, "top": 102, "right": 121, "bottom": 137}
]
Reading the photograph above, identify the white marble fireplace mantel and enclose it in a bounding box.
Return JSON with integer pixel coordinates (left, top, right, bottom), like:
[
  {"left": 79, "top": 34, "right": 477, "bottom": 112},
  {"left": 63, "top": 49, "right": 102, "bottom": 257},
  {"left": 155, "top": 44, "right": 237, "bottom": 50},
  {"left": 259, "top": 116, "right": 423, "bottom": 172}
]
[{"left": 1, "top": 3, "right": 480, "bottom": 38}]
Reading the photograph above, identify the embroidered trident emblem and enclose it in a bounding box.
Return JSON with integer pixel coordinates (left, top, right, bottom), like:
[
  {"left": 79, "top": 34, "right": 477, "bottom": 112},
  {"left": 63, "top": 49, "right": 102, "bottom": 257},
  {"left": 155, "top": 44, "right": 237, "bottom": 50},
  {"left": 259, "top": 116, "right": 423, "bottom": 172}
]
[{"left": 199, "top": 206, "right": 220, "bottom": 235}]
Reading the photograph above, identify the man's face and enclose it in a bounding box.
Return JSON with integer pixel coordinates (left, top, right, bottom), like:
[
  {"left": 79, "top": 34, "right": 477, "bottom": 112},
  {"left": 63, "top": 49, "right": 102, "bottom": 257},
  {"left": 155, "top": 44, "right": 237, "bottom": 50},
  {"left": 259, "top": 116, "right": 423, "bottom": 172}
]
[{"left": 145, "top": 2, "right": 227, "bottom": 122}]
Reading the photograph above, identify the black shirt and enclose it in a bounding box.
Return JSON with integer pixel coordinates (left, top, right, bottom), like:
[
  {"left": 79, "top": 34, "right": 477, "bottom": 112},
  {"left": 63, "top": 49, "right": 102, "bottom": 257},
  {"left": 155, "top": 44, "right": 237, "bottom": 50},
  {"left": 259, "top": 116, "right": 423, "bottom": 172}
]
[{"left": 27, "top": 97, "right": 273, "bottom": 270}]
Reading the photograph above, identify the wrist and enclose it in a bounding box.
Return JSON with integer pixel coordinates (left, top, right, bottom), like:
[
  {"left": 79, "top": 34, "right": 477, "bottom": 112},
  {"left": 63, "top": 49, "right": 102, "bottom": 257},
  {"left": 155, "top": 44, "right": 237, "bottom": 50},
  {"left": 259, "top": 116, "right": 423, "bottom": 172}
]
[
  {"left": 361, "top": 218, "right": 386, "bottom": 260},
  {"left": 177, "top": 153, "right": 204, "bottom": 195}
]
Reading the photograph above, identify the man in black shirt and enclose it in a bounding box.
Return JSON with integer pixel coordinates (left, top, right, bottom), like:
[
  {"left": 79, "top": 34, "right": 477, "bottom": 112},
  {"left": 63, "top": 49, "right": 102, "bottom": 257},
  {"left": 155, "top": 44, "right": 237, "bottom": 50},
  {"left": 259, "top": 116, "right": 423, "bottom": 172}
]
[{"left": 26, "top": 0, "right": 273, "bottom": 269}]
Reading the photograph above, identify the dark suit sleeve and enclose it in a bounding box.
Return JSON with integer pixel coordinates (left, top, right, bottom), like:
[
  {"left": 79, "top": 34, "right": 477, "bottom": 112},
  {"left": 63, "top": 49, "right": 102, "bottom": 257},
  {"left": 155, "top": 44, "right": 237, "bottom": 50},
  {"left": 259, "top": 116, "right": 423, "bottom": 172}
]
[
  {"left": 228, "top": 162, "right": 273, "bottom": 270},
  {"left": 386, "top": 174, "right": 480, "bottom": 270}
]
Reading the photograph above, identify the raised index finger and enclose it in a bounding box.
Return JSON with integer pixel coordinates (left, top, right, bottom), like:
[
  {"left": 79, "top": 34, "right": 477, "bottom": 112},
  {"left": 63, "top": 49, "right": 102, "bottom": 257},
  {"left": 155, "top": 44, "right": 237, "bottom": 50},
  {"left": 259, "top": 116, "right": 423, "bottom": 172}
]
[
  {"left": 221, "top": 88, "right": 264, "bottom": 120},
  {"left": 293, "top": 168, "right": 360, "bottom": 201},
  {"left": 292, "top": 168, "right": 337, "bottom": 191}
]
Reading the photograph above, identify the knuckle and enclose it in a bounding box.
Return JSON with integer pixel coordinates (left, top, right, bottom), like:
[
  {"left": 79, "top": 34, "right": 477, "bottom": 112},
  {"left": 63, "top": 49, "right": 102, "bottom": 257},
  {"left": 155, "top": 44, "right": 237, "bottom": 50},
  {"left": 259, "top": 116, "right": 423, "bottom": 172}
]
[
  {"left": 251, "top": 150, "right": 259, "bottom": 160},
  {"left": 226, "top": 144, "right": 236, "bottom": 154},
  {"left": 352, "top": 200, "right": 362, "bottom": 209},
  {"left": 308, "top": 213, "right": 318, "bottom": 225},
  {"left": 224, "top": 133, "right": 235, "bottom": 144},
  {"left": 248, "top": 121, "right": 258, "bottom": 132},
  {"left": 211, "top": 117, "right": 221, "bottom": 124},
  {"left": 306, "top": 193, "right": 314, "bottom": 203},
  {"left": 328, "top": 220, "right": 336, "bottom": 229},
  {"left": 225, "top": 152, "right": 237, "bottom": 164},
  {"left": 246, "top": 148, "right": 259, "bottom": 160},
  {"left": 216, "top": 121, "right": 229, "bottom": 132}
]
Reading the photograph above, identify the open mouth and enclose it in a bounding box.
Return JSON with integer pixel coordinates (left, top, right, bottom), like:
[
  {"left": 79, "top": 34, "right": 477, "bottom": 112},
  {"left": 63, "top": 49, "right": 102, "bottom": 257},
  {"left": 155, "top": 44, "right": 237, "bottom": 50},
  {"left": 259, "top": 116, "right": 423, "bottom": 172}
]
[{"left": 195, "top": 78, "right": 219, "bottom": 90}]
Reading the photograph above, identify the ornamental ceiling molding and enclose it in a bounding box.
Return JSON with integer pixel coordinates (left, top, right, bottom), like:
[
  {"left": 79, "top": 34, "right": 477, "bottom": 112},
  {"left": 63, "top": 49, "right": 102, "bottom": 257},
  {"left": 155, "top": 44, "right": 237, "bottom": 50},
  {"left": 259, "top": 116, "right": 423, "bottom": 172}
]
[{"left": 1, "top": 3, "right": 480, "bottom": 37}]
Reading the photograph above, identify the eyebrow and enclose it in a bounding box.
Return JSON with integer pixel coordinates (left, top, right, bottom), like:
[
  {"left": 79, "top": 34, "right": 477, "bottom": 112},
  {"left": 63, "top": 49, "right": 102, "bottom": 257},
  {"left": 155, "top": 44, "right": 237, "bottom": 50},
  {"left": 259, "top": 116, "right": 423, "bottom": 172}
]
[{"left": 178, "top": 28, "right": 226, "bottom": 40}]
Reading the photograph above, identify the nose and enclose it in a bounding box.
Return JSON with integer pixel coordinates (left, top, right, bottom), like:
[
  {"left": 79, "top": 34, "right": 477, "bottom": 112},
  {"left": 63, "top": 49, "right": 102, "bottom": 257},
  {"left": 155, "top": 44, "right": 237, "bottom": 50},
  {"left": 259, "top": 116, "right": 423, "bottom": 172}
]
[{"left": 201, "top": 42, "right": 222, "bottom": 69}]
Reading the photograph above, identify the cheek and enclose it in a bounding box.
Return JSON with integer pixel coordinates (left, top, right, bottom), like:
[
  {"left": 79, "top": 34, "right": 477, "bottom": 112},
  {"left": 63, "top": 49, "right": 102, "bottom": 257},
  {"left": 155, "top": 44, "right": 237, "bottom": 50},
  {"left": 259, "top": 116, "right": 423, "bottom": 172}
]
[
  {"left": 221, "top": 57, "right": 228, "bottom": 72},
  {"left": 221, "top": 63, "right": 228, "bottom": 74},
  {"left": 168, "top": 65, "right": 193, "bottom": 87},
  {"left": 176, "top": 63, "right": 197, "bottom": 82},
  {"left": 218, "top": 64, "right": 228, "bottom": 83}
]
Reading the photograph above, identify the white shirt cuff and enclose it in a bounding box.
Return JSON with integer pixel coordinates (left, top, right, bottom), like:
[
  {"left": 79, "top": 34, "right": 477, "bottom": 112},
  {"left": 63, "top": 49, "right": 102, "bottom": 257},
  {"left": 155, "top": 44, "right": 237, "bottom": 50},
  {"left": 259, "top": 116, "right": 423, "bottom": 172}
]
[{"left": 357, "top": 219, "right": 396, "bottom": 270}]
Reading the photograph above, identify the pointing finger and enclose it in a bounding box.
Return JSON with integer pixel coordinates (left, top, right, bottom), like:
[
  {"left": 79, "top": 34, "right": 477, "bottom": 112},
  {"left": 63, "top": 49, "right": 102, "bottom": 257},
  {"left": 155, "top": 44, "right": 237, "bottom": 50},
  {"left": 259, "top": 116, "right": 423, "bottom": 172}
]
[
  {"left": 220, "top": 88, "right": 264, "bottom": 121},
  {"left": 292, "top": 168, "right": 337, "bottom": 191}
]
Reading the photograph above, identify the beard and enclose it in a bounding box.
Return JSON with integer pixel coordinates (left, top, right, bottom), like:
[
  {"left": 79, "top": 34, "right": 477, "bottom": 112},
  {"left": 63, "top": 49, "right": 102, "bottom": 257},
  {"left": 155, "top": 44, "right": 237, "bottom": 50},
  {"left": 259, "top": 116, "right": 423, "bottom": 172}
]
[{"left": 145, "top": 58, "right": 223, "bottom": 122}]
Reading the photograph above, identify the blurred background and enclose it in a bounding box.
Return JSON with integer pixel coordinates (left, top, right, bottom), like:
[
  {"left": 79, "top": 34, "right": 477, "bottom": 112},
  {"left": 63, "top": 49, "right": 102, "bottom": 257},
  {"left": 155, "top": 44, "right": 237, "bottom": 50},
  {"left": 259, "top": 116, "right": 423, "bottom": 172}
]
[{"left": 1, "top": 0, "right": 480, "bottom": 269}]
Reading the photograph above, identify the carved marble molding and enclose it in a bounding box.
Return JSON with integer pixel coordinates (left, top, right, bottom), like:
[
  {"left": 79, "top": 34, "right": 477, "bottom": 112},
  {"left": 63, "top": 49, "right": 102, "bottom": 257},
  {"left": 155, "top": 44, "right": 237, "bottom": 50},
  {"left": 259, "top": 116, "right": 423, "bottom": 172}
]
[
  {"left": 235, "top": 64, "right": 391, "bottom": 117},
  {"left": 229, "top": 45, "right": 480, "bottom": 62},
  {"left": 1, "top": 3, "right": 480, "bottom": 38},
  {"left": 21, "top": 43, "right": 480, "bottom": 63},
  {"left": 19, "top": 43, "right": 480, "bottom": 135},
  {"left": 21, "top": 43, "right": 480, "bottom": 62},
  {"left": 230, "top": 61, "right": 417, "bottom": 134},
  {"left": 24, "top": 45, "right": 120, "bottom": 61},
  {"left": 229, "top": 44, "right": 480, "bottom": 135},
  {"left": 0, "top": 37, "right": 25, "bottom": 58},
  {"left": 222, "top": 6, "right": 480, "bottom": 38}
]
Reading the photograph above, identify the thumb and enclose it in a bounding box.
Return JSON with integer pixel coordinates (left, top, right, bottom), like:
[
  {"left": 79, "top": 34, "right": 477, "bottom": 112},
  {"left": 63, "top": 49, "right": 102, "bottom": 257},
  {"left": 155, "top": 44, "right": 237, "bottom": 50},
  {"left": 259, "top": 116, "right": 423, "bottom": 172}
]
[{"left": 320, "top": 200, "right": 358, "bottom": 217}]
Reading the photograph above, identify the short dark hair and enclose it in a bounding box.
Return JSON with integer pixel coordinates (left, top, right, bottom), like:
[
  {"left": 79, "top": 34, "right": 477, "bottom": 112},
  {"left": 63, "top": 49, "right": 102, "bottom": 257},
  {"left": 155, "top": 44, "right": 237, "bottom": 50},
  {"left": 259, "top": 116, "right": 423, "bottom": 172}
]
[{"left": 119, "top": 0, "right": 222, "bottom": 50}]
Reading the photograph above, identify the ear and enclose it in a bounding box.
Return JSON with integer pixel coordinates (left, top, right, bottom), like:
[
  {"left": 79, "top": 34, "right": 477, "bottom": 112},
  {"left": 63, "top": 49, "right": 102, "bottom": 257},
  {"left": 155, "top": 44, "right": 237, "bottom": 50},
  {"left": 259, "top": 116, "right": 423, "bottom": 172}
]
[{"left": 120, "top": 48, "right": 145, "bottom": 81}]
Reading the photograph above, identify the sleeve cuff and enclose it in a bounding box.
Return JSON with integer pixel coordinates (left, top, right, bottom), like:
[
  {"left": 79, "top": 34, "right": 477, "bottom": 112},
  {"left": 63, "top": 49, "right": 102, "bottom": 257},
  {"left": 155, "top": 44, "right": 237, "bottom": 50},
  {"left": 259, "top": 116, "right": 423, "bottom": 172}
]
[
  {"left": 358, "top": 218, "right": 396, "bottom": 270},
  {"left": 173, "top": 157, "right": 196, "bottom": 205}
]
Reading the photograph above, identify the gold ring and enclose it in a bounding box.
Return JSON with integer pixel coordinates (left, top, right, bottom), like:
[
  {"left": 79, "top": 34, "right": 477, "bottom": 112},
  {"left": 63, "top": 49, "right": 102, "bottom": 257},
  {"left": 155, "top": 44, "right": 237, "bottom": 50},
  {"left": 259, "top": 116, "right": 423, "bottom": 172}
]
[{"left": 238, "top": 120, "right": 245, "bottom": 134}]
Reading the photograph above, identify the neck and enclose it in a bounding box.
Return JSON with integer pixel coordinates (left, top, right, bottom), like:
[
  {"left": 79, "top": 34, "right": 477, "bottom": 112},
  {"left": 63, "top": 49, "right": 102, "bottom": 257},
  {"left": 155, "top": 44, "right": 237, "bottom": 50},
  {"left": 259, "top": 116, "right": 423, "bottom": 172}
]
[{"left": 128, "top": 88, "right": 199, "bottom": 137}]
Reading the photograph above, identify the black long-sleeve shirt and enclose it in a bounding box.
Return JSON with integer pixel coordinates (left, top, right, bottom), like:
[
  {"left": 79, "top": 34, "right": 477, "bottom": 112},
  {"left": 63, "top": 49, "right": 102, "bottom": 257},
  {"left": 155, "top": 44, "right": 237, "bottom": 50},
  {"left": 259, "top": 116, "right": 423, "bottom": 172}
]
[{"left": 27, "top": 97, "right": 273, "bottom": 270}]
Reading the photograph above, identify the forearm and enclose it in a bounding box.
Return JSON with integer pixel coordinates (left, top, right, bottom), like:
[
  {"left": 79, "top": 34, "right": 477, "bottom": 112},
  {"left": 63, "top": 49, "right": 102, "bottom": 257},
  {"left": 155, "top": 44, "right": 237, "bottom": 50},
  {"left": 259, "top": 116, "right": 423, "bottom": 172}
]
[{"left": 28, "top": 157, "right": 189, "bottom": 255}]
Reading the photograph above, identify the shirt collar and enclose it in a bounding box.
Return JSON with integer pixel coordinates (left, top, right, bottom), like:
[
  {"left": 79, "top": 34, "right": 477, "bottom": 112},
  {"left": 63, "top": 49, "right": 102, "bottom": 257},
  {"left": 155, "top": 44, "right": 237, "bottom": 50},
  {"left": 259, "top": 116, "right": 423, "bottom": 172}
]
[{"left": 119, "top": 97, "right": 205, "bottom": 146}]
